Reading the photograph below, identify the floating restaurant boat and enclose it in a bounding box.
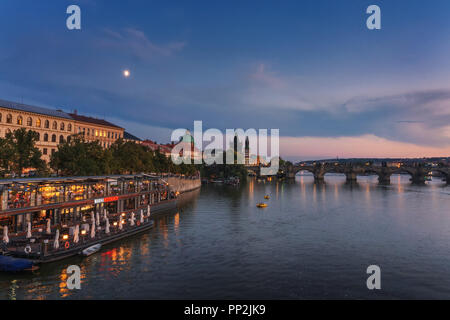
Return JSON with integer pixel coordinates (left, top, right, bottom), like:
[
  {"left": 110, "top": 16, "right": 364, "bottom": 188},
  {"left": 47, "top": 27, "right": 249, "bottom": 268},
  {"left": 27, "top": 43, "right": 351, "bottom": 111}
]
[{"left": 0, "top": 174, "right": 177, "bottom": 266}]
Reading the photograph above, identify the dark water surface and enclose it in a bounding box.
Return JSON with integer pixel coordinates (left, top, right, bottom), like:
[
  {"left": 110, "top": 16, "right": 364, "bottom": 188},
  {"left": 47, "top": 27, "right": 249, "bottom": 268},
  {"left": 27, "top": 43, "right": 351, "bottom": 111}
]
[{"left": 1, "top": 174, "right": 450, "bottom": 299}]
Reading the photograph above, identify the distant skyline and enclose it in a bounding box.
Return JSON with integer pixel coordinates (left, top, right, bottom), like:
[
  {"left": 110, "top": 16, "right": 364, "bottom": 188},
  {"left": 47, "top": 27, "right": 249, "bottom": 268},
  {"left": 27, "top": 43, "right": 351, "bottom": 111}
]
[{"left": 1, "top": 0, "right": 450, "bottom": 161}]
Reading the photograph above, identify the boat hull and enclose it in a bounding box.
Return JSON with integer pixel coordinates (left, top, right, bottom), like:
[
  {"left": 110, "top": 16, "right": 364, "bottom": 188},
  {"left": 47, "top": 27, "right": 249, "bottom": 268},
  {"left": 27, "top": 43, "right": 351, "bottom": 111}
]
[{"left": 7, "top": 199, "right": 177, "bottom": 264}]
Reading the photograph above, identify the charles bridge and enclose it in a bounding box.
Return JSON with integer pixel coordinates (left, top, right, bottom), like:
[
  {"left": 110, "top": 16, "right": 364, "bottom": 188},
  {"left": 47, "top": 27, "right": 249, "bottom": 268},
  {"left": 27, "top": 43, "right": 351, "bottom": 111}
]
[{"left": 248, "top": 163, "right": 450, "bottom": 185}]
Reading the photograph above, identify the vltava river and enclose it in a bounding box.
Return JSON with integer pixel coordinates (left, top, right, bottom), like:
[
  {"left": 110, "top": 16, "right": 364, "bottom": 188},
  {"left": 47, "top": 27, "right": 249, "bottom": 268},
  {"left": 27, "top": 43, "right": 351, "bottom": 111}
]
[{"left": 1, "top": 174, "right": 450, "bottom": 299}]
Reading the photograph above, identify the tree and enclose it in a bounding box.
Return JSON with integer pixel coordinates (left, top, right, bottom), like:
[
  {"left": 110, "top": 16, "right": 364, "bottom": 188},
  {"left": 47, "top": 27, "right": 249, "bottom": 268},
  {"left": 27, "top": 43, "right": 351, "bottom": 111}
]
[
  {"left": 0, "top": 128, "right": 46, "bottom": 177},
  {"left": 50, "top": 134, "right": 107, "bottom": 176}
]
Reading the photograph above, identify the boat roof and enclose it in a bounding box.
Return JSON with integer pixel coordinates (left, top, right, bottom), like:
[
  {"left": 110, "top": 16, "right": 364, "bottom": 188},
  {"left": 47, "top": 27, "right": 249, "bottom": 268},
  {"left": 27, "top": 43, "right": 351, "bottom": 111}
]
[{"left": 0, "top": 174, "right": 162, "bottom": 186}]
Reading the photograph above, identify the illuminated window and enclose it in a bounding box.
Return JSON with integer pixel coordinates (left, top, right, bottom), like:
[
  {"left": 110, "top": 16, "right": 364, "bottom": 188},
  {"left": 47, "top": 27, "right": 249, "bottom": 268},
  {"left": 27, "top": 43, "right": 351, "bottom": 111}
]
[
  {"left": 36, "top": 118, "right": 41, "bottom": 127},
  {"left": 17, "top": 116, "right": 23, "bottom": 125},
  {"left": 27, "top": 117, "right": 32, "bottom": 126},
  {"left": 68, "top": 124, "right": 72, "bottom": 131},
  {"left": 60, "top": 122, "right": 65, "bottom": 131}
]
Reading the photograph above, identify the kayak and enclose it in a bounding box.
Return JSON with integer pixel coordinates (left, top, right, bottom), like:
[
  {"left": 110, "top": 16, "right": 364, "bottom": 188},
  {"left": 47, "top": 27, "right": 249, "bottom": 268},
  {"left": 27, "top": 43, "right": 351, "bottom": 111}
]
[
  {"left": 0, "top": 255, "right": 36, "bottom": 272},
  {"left": 81, "top": 244, "right": 102, "bottom": 257}
]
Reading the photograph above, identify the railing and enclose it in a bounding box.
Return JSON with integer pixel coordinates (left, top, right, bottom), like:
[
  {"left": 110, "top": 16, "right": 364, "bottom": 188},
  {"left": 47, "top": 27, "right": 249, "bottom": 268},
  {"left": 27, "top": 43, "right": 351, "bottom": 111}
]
[{"left": 1, "top": 173, "right": 198, "bottom": 212}]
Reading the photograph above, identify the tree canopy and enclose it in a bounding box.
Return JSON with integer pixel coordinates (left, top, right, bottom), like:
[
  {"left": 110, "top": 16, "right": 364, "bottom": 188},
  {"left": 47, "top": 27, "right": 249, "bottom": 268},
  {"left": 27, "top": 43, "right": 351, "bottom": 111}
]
[
  {"left": 50, "top": 135, "right": 197, "bottom": 177},
  {"left": 0, "top": 128, "right": 47, "bottom": 177}
]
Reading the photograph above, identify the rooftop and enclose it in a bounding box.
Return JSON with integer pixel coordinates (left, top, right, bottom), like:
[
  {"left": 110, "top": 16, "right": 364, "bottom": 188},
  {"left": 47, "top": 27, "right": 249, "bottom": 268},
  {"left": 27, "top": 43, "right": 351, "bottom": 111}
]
[
  {"left": 0, "top": 99, "right": 73, "bottom": 120},
  {"left": 69, "top": 113, "right": 123, "bottom": 129},
  {"left": 123, "top": 131, "right": 142, "bottom": 141}
]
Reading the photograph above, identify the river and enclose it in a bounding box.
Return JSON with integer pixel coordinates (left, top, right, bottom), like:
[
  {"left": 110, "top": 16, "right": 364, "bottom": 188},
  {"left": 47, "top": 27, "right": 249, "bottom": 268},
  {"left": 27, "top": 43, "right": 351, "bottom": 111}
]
[{"left": 1, "top": 174, "right": 450, "bottom": 299}]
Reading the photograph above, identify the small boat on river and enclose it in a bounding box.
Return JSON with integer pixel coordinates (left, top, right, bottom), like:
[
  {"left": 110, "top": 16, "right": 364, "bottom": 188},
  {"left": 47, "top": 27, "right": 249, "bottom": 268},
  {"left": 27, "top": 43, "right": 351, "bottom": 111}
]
[
  {"left": 0, "top": 254, "right": 38, "bottom": 272},
  {"left": 256, "top": 203, "right": 268, "bottom": 208},
  {"left": 81, "top": 244, "right": 102, "bottom": 257}
]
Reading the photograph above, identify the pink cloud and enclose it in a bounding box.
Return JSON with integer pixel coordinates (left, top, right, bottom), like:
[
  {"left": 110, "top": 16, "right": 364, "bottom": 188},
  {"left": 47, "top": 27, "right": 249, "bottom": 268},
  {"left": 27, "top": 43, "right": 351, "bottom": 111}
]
[{"left": 280, "top": 135, "right": 450, "bottom": 159}]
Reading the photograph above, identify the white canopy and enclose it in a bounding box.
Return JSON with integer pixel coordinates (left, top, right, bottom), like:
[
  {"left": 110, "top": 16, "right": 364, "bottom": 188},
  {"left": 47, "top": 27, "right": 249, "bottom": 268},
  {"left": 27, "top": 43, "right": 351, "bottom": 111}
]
[
  {"left": 2, "top": 226, "right": 9, "bottom": 244},
  {"left": 54, "top": 229, "right": 60, "bottom": 249}
]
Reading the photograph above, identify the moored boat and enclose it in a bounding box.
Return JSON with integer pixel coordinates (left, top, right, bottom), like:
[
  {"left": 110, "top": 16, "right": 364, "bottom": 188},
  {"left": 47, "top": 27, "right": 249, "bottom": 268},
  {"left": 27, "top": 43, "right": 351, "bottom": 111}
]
[
  {"left": 0, "top": 254, "right": 37, "bottom": 272},
  {"left": 0, "top": 174, "right": 177, "bottom": 265},
  {"left": 81, "top": 243, "right": 102, "bottom": 256}
]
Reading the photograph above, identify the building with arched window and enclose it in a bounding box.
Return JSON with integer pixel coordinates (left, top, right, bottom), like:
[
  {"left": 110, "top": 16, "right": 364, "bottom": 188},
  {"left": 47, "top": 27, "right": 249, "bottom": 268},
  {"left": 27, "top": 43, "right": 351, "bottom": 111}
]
[{"left": 0, "top": 99, "right": 124, "bottom": 163}]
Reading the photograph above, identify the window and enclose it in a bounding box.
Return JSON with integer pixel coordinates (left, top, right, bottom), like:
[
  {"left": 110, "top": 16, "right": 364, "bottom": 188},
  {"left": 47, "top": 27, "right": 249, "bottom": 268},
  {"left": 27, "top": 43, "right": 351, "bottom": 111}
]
[
  {"left": 115, "top": 133, "right": 117, "bottom": 139},
  {"left": 59, "top": 135, "right": 64, "bottom": 143},
  {"left": 44, "top": 133, "right": 49, "bottom": 142},
  {"left": 17, "top": 116, "right": 23, "bottom": 125},
  {"left": 27, "top": 117, "right": 32, "bottom": 126},
  {"left": 60, "top": 122, "right": 65, "bottom": 131},
  {"left": 51, "top": 149, "right": 55, "bottom": 155},
  {"left": 36, "top": 133, "right": 40, "bottom": 141},
  {"left": 0, "top": 113, "right": 2, "bottom": 122},
  {"left": 44, "top": 120, "right": 49, "bottom": 128},
  {"left": 51, "top": 134, "right": 56, "bottom": 142},
  {"left": 6, "top": 114, "right": 12, "bottom": 124},
  {"left": 68, "top": 124, "right": 72, "bottom": 131},
  {"left": 43, "top": 148, "right": 48, "bottom": 155},
  {"left": 67, "top": 136, "right": 71, "bottom": 143},
  {"left": 36, "top": 118, "right": 41, "bottom": 127},
  {"left": 87, "top": 128, "right": 90, "bottom": 136},
  {"left": 52, "top": 121, "right": 57, "bottom": 130}
]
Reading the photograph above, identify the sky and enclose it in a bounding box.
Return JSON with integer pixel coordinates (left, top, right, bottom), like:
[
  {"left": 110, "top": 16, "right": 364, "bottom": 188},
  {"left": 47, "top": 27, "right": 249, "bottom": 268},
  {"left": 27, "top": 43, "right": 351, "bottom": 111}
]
[{"left": 0, "top": 0, "right": 450, "bottom": 161}]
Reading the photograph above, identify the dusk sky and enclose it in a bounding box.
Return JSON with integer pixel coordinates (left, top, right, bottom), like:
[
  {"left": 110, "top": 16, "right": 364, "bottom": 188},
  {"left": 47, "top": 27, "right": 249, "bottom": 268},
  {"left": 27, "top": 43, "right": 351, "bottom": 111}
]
[{"left": 1, "top": 0, "right": 450, "bottom": 160}]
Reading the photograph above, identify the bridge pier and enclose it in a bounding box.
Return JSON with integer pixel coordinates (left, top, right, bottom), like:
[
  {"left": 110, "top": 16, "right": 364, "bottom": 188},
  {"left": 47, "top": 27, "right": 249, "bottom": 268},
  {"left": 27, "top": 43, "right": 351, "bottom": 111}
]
[
  {"left": 345, "top": 172, "right": 357, "bottom": 183},
  {"left": 410, "top": 173, "right": 427, "bottom": 185},
  {"left": 314, "top": 176, "right": 325, "bottom": 183},
  {"left": 378, "top": 173, "right": 391, "bottom": 185}
]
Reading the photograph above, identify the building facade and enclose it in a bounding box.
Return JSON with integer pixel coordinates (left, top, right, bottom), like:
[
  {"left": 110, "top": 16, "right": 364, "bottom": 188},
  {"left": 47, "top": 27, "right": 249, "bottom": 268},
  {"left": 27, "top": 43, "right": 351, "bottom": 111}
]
[{"left": 0, "top": 99, "right": 124, "bottom": 162}]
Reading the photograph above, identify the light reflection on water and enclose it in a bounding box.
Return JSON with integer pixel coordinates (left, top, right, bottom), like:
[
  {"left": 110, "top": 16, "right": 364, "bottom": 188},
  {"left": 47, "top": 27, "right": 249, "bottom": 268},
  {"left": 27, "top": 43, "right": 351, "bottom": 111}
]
[{"left": 1, "top": 176, "right": 450, "bottom": 299}]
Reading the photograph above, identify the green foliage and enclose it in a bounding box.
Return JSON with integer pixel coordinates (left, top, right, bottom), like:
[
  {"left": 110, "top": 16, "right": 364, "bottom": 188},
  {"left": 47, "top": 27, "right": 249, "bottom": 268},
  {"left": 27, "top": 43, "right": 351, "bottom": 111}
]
[
  {"left": 51, "top": 137, "right": 197, "bottom": 177},
  {"left": 50, "top": 134, "right": 107, "bottom": 176},
  {"left": 0, "top": 128, "right": 47, "bottom": 177}
]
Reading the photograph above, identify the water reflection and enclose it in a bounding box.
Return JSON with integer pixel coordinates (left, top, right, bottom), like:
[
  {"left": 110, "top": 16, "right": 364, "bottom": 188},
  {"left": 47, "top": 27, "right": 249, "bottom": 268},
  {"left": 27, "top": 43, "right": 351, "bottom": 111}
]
[{"left": 1, "top": 177, "right": 450, "bottom": 299}]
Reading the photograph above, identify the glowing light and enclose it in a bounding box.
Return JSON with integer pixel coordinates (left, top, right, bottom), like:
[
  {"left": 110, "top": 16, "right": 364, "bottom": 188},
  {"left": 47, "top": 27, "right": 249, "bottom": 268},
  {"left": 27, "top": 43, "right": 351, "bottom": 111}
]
[
  {"left": 123, "top": 70, "right": 130, "bottom": 78},
  {"left": 62, "top": 235, "right": 69, "bottom": 240}
]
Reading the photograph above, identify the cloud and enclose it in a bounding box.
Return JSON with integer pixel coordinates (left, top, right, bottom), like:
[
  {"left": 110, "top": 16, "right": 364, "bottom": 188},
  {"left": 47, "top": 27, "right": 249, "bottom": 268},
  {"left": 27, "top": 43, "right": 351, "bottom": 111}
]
[
  {"left": 99, "top": 28, "right": 186, "bottom": 61},
  {"left": 280, "top": 134, "right": 450, "bottom": 160}
]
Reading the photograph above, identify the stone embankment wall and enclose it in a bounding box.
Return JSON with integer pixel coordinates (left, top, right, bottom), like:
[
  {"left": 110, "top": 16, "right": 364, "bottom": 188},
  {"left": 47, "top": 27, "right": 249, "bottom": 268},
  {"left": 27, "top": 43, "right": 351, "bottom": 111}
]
[{"left": 166, "top": 176, "right": 201, "bottom": 194}]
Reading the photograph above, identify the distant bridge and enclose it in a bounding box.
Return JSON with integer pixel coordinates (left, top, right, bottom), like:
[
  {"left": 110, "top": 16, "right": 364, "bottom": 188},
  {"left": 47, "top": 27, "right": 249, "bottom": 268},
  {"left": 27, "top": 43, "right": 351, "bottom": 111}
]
[{"left": 247, "top": 163, "right": 450, "bottom": 185}]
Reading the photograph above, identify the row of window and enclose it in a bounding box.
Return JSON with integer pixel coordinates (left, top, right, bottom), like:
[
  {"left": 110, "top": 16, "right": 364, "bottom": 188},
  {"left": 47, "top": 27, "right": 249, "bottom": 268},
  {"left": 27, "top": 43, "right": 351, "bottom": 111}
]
[
  {"left": 36, "top": 133, "right": 71, "bottom": 143},
  {"left": 0, "top": 113, "right": 72, "bottom": 131},
  {"left": 1, "top": 129, "right": 114, "bottom": 148},
  {"left": 41, "top": 148, "right": 56, "bottom": 156},
  {"left": 77, "top": 127, "right": 121, "bottom": 140}
]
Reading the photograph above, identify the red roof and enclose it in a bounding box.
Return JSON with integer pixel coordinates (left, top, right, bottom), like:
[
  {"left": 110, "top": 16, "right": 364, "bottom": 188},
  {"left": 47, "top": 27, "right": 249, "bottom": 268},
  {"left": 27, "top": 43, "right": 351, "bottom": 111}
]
[
  {"left": 142, "top": 140, "right": 174, "bottom": 154},
  {"left": 69, "top": 113, "right": 123, "bottom": 129}
]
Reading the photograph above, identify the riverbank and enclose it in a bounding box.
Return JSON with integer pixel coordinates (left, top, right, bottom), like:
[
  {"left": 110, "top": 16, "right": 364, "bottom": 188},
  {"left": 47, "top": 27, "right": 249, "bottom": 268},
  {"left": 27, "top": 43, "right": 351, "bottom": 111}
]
[{"left": 167, "top": 176, "right": 201, "bottom": 194}]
